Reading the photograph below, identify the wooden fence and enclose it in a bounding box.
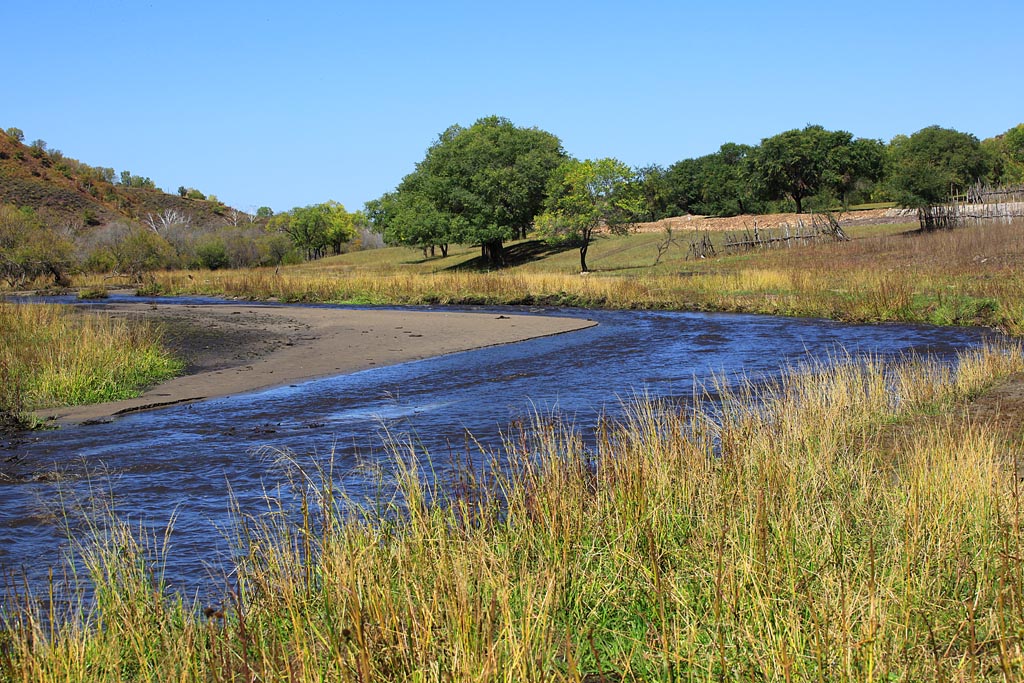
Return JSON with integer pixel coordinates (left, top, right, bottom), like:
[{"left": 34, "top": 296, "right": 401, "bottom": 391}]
[
  {"left": 688, "top": 213, "right": 849, "bottom": 259},
  {"left": 923, "top": 183, "right": 1024, "bottom": 229}
]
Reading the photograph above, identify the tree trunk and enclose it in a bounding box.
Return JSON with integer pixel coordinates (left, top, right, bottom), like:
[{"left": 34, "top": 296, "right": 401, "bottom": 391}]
[
  {"left": 579, "top": 242, "right": 589, "bottom": 273},
  {"left": 481, "top": 239, "right": 505, "bottom": 267},
  {"left": 440, "top": 244, "right": 448, "bottom": 257},
  {"left": 793, "top": 194, "right": 804, "bottom": 214}
]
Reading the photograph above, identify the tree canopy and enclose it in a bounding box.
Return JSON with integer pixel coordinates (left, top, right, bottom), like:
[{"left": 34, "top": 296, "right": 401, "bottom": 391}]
[
  {"left": 750, "top": 125, "right": 883, "bottom": 213},
  {"left": 0, "top": 205, "right": 73, "bottom": 287},
  {"left": 369, "top": 116, "right": 565, "bottom": 266},
  {"left": 886, "top": 126, "right": 990, "bottom": 209},
  {"left": 535, "top": 158, "right": 641, "bottom": 273},
  {"left": 663, "top": 143, "right": 760, "bottom": 217},
  {"left": 269, "top": 201, "right": 355, "bottom": 260}
]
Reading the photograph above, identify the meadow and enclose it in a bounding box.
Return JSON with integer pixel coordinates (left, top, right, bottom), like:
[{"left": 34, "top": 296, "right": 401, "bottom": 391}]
[{"left": 108, "top": 218, "right": 1024, "bottom": 336}]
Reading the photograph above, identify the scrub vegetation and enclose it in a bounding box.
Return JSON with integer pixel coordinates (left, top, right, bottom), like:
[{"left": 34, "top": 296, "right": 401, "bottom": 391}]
[
  {"left": 0, "top": 303, "right": 182, "bottom": 428},
  {"left": 3, "top": 342, "right": 1024, "bottom": 681}
]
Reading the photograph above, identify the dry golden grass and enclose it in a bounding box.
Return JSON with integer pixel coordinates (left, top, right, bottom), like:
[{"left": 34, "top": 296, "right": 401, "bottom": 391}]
[
  {"left": 89, "top": 219, "right": 1024, "bottom": 336},
  {"left": 4, "top": 343, "right": 1024, "bottom": 681}
]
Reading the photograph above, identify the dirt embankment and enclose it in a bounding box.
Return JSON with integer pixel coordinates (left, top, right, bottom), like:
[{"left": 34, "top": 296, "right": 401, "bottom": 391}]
[{"left": 632, "top": 207, "right": 915, "bottom": 233}]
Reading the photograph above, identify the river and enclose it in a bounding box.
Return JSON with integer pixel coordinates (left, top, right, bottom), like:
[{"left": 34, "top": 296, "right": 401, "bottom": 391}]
[{"left": 0, "top": 301, "right": 1000, "bottom": 602}]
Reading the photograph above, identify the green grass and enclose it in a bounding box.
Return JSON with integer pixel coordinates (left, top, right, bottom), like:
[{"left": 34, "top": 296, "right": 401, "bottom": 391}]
[
  {"left": 0, "top": 303, "right": 183, "bottom": 426},
  {"left": 4, "top": 342, "right": 1024, "bottom": 681}
]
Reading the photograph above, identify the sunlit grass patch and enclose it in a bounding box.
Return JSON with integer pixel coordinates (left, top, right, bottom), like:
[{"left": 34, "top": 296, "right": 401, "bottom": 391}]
[{"left": 0, "top": 303, "right": 182, "bottom": 424}]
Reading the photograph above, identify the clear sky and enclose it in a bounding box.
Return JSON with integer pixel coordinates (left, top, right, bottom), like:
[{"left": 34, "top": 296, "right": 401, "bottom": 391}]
[{"left": 4, "top": 0, "right": 1021, "bottom": 214}]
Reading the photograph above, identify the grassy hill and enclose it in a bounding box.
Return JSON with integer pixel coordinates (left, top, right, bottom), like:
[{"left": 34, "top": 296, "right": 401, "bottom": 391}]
[{"left": 0, "top": 129, "right": 234, "bottom": 230}]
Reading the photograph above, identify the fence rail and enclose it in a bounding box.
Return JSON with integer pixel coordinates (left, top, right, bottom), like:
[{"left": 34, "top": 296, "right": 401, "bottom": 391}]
[{"left": 688, "top": 213, "right": 848, "bottom": 259}]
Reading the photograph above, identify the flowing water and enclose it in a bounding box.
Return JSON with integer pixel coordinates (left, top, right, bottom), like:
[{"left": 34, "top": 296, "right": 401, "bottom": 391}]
[{"left": 0, "top": 300, "right": 1000, "bottom": 601}]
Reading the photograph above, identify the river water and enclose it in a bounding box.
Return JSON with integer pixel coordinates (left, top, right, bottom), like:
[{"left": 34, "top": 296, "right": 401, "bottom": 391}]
[{"left": 0, "top": 301, "right": 1000, "bottom": 601}]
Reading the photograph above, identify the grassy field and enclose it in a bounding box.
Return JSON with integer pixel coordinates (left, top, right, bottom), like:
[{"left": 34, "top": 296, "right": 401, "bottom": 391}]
[
  {"left": 3, "top": 342, "right": 1024, "bottom": 681},
  {"left": 6, "top": 217, "right": 1024, "bottom": 680},
  {"left": 99, "top": 218, "right": 1024, "bottom": 335},
  {"left": 0, "top": 303, "right": 182, "bottom": 428}
]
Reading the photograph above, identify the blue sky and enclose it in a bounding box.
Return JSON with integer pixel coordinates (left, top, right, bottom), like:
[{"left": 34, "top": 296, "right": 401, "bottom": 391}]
[{"left": 4, "top": 0, "right": 1021, "bottom": 214}]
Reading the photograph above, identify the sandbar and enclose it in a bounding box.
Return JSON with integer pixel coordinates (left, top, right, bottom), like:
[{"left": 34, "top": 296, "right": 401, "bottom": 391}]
[{"left": 42, "top": 302, "right": 596, "bottom": 425}]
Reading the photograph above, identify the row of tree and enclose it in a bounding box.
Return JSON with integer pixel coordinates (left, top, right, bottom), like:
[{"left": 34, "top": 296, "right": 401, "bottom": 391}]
[
  {"left": 628, "top": 123, "right": 1017, "bottom": 219},
  {"left": 367, "top": 117, "right": 1024, "bottom": 269}
]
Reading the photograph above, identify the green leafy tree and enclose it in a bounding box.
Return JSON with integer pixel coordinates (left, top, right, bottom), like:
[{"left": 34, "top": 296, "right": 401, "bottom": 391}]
[
  {"left": 829, "top": 137, "right": 886, "bottom": 207},
  {"left": 379, "top": 116, "right": 565, "bottom": 266},
  {"left": 114, "top": 229, "right": 176, "bottom": 277},
  {"left": 0, "top": 205, "right": 74, "bottom": 287},
  {"left": 661, "top": 143, "right": 760, "bottom": 218},
  {"left": 4, "top": 127, "right": 24, "bottom": 143},
  {"left": 635, "top": 164, "right": 671, "bottom": 221},
  {"left": 1004, "top": 124, "right": 1024, "bottom": 183},
  {"left": 119, "top": 170, "right": 157, "bottom": 190},
  {"left": 535, "top": 158, "right": 642, "bottom": 273},
  {"left": 886, "top": 126, "right": 989, "bottom": 209},
  {"left": 750, "top": 125, "right": 878, "bottom": 213},
  {"left": 277, "top": 202, "right": 355, "bottom": 260},
  {"left": 982, "top": 123, "right": 1024, "bottom": 185},
  {"left": 196, "top": 237, "right": 229, "bottom": 270},
  {"left": 368, "top": 188, "right": 451, "bottom": 257}
]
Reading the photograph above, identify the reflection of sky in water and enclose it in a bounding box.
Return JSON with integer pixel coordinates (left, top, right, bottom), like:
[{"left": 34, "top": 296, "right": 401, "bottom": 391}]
[{"left": 0, "top": 303, "right": 1001, "bottom": 597}]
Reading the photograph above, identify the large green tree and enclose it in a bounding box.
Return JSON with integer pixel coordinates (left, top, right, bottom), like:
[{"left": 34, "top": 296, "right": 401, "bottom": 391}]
[
  {"left": 367, "top": 190, "right": 450, "bottom": 257},
  {"left": 660, "top": 143, "right": 760, "bottom": 218},
  {"left": 372, "top": 116, "right": 565, "bottom": 266},
  {"left": 982, "top": 123, "right": 1024, "bottom": 185},
  {"left": 535, "top": 158, "right": 642, "bottom": 273},
  {"left": 886, "top": 126, "right": 989, "bottom": 209},
  {"left": 750, "top": 125, "right": 881, "bottom": 213}
]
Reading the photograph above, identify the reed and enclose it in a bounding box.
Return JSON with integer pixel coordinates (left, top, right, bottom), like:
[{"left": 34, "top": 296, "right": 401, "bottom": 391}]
[
  {"left": 0, "top": 303, "right": 182, "bottom": 425},
  {"left": 4, "top": 342, "right": 1024, "bottom": 681}
]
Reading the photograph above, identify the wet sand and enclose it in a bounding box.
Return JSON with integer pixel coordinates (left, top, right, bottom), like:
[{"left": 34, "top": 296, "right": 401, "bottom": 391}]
[{"left": 42, "top": 302, "right": 596, "bottom": 425}]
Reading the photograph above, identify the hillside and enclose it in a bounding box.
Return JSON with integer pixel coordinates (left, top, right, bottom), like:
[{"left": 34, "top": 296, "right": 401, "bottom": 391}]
[{"left": 0, "top": 130, "right": 236, "bottom": 230}]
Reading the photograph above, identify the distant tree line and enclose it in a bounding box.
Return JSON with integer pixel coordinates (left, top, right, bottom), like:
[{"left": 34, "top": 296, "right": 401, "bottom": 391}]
[
  {"left": 4, "top": 118, "right": 1022, "bottom": 282},
  {"left": 367, "top": 118, "right": 1024, "bottom": 268},
  {"left": 632, "top": 123, "right": 1016, "bottom": 218}
]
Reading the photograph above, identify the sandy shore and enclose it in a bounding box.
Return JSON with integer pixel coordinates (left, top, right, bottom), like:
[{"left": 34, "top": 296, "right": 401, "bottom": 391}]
[{"left": 42, "top": 302, "right": 596, "bottom": 425}]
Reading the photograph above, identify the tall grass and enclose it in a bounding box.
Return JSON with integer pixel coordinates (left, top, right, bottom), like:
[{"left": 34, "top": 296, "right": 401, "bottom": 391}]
[
  {"left": 4, "top": 343, "right": 1024, "bottom": 681},
  {"left": 0, "top": 303, "right": 182, "bottom": 425},
  {"left": 113, "top": 219, "right": 1024, "bottom": 335}
]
